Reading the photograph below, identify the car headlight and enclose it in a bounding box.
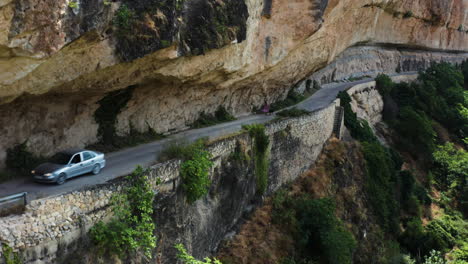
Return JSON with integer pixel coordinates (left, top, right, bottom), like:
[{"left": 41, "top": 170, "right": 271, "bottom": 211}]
[
  {"left": 44, "top": 173, "right": 53, "bottom": 177},
  {"left": 31, "top": 170, "right": 35, "bottom": 174}
]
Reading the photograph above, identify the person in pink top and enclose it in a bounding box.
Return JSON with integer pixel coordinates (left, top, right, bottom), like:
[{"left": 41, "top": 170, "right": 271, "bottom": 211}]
[{"left": 261, "top": 100, "right": 271, "bottom": 115}]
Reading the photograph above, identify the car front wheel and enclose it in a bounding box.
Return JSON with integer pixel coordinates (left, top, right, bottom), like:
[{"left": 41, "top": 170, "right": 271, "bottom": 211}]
[
  {"left": 56, "top": 173, "right": 66, "bottom": 185},
  {"left": 92, "top": 164, "right": 101, "bottom": 175}
]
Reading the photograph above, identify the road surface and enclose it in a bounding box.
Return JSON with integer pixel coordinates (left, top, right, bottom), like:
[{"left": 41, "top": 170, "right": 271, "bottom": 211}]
[{"left": 0, "top": 73, "right": 415, "bottom": 200}]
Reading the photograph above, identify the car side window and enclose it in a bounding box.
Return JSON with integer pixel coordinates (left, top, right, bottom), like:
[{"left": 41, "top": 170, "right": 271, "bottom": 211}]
[
  {"left": 83, "top": 152, "right": 94, "bottom": 161},
  {"left": 70, "top": 154, "right": 81, "bottom": 164}
]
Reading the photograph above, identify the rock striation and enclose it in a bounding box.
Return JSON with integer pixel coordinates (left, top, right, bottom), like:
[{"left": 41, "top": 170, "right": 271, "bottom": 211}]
[{"left": 0, "top": 0, "right": 467, "bottom": 167}]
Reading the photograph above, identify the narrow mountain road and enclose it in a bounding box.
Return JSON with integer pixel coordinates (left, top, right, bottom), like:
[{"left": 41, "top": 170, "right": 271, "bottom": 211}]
[{"left": 0, "top": 73, "right": 416, "bottom": 200}]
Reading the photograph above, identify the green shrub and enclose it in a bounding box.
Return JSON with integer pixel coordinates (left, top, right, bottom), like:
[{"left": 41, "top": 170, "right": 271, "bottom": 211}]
[
  {"left": 159, "top": 138, "right": 208, "bottom": 162},
  {"left": 2, "top": 244, "right": 22, "bottom": 264},
  {"left": 294, "top": 197, "right": 356, "bottom": 264},
  {"left": 68, "top": 1, "right": 78, "bottom": 8},
  {"left": 191, "top": 106, "right": 236, "bottom": 129},
  {"left": 417, "top": 63, "right": 465, "bottom": 135},
  {"left": 375, "top": 74, "right": 394, "bottom": 96},
  {"left": 90, "top": 166, "right": 156, "bottom": 259},
  {"left": 403, "top": 11, "right": 413, "bottom": 18},
  {"left": 399, "top": 171, "right": 429, "bottom": 214},
  {"left": 180, "top": 140, "right": 214, "bottom": 204},
  {"left": 276, "top": 108, "right": 310, "bottom": 118},
  {"left": 243, "top": 124, "right": 270, "bottom": 194},
  {"left": 175, "top": 244, "right": 222, "bottom": 264},
  {"left": 432, "top": 143, "right": 468, "bottom": 191},
  {"left": 423, "top": 250, "right": 446, "bottom": 264},
  {"left": 400, "top": 212, "right": 467, "bottom": 259},
  {"left": 394, "top": 107, "right": 436, "bottom": 155},
  {"left": 271, "top": 89, "right": 306, "bottom": 112},
  {"left": 114, "top": 4, "right": 135, "bottom": 31}
]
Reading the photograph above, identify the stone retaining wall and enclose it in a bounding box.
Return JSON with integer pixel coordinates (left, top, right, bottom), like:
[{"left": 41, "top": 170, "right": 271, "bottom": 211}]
[{"left": 0, "top": 100, "right": 338, "bottom": 263}]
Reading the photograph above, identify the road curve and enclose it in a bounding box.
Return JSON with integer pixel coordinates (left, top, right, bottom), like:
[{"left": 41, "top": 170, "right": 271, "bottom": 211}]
[{"left": 0, "top": 73, "right": 416, "bottom": 201}]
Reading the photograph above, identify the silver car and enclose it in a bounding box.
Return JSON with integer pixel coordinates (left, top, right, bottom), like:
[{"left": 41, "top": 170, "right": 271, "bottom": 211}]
[{"left": 32, "top": 149, "right": 106, "bottom": 185}]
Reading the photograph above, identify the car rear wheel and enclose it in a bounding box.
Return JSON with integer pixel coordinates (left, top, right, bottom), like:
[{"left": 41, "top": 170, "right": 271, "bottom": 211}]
[
  {"left": 92, "top": 164, "right": 101, "bottom": 175},
  {"left": 56, "top": 173, "right": 66, "bottom": 185}
]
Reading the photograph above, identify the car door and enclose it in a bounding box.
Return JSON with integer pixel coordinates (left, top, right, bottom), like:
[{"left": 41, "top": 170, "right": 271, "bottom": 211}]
[
  {"left": 68, "top": 153, "right": 84, "bottom": 177},
  {"left": 82, "top": 151, "right": 96, "bottom": 173}
]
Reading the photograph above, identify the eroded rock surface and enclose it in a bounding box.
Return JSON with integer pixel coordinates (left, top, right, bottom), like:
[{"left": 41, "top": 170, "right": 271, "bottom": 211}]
[{"left": 0, "top": 0, "right": 467, "bottom": 167}]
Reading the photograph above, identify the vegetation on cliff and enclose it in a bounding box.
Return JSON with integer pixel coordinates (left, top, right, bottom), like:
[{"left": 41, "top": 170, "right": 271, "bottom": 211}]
[
  {"left": 190, "top": 106, "right": 236, "bottom": 129},
  {"left": 219, "top": 62, "right": 467, "bottom": 264},
  {"left": 373, "top": 63, "right": 468, "bottom": 263},
  {"left": 160, "top": 139, "right": 214, "bottom": 203},
  {"left": 243, "top": 124, "right": 270, "bottom": 194},
  {"left": 179, "top": 140, "right": 214, "bottom": 204},
  {"left": 90, "top": 166, "right": 157, "bottom": 259}
]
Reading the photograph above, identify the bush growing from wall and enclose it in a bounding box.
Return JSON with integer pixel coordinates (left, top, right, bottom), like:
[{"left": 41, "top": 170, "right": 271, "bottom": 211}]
[
  {"left": 90, "top": 166, "right": 156, "bottom": 259},
  {"left": 270, "top": 89, "right": 306, "bottom": 112},
  {"left": 243, "top": 124, "right": 270, "bottom": 194},
  {"left": 2, "top": 244, "right": 22, "bottom": 264},
  {"left": 179, "top": 140, "right": 214, "bottom": 204},
  {"left": 276, "top": 107, "right": 310, "bottom": 118}
]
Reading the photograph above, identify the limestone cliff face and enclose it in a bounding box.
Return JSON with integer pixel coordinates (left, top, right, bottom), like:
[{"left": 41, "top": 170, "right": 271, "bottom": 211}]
[{"left": 0, "top": 0, "right": 467, "bottom": 166}]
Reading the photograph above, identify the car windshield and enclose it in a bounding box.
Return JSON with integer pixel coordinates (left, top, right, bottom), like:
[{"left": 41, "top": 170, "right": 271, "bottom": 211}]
[{"left": 50, "top": 153, "right": 73, "bottom": 165}]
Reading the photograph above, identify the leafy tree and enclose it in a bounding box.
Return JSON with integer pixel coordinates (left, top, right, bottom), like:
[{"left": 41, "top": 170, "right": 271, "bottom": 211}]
[
  {"left": 416, "top": 63, "right": 466, "bottom": 135},
  {"left": 432, "top": 143, "right": 468, "bottom": 192},
  {"left": 423, "top": 250, "right": 446, "bottom": 264},
  {"left": 394, "top": 107, "right": 436, "bottom": 155}
]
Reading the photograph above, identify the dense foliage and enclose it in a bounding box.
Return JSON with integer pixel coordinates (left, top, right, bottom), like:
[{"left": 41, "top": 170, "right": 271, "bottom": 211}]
[
  {"left": 272, "top": 193, "right": 356, "bottom": 264},
  {"left": 191, "top": 106, "right": 236, "bottom": 129},
  {"left": 90, "top": 166, "right": 156, "bottom": 259},
  {"left": 180, "top": 140, "right": 214, "bottom": 204},
  {"left": 372, "top": 63, "right": 468, "bottom": 263},
  {"left": 276, "top": 107, "right": 311, "bottom": 118},
  {"left": 243, "top": 124, "right": 270, "bottom": 194},
  {"left": 361, "top": 142, "right": 400, "bottom": 233},
  {"left": 378, "top": 63, "right": 467, "bottom": 140},
  {"left": 270, "top": 90, "right": 307, "bottom": 112}
]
